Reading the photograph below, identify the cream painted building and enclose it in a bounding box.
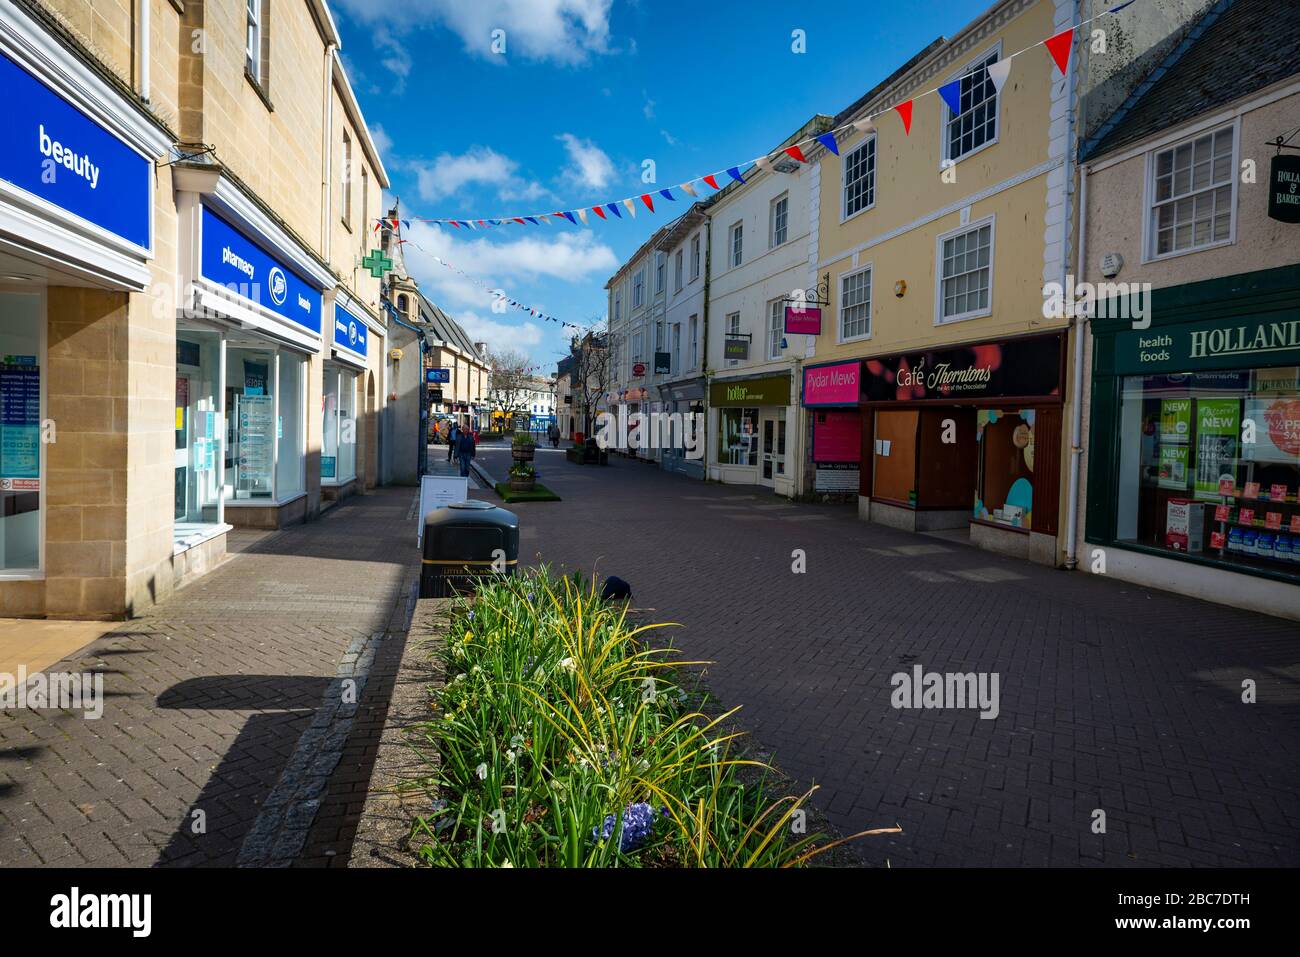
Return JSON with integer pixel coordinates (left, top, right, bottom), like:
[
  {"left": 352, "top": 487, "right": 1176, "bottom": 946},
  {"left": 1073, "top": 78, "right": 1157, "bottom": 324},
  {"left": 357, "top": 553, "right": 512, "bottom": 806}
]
[
  {"left": 0, "top": 0, "right": 391, "bottom": 619},
  {"left": 705, "top": 116, "right": 830, "bottom": 498}
]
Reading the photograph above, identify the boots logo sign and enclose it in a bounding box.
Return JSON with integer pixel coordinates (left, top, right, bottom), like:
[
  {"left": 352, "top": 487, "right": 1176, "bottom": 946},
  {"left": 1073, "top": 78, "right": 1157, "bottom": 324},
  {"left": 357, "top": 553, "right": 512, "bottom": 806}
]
[
  {"left": 200, "top": 206, "right": 322, "bottom": 334},
  {"left": 333, "top": 305, "right": 369, "bottom": 359}
]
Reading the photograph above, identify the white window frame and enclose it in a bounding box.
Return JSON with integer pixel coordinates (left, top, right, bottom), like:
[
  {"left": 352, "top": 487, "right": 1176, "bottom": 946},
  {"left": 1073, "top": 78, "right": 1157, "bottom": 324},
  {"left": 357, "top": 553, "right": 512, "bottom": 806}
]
[
  {"left": 654, "top": 251, "right": 665, "bottom": 293},
  {"left": 688, "top": 315, "right": 699, "bottom": 370},
  {"left": 940, "top": 42, "right": 1002, "bottom": 167},
  {"left": 730, "top": 221, "right": 743, "bottom": 268},
  {"left": 613, "top": 291, "right": 621, "bottom": 324},
  {"left": 674, "top": 249, "right": 684, "bottom": 292},
  {"left": 341, "top": 129, "right": 352, "bottom": 229},
  {"left": 841, "top": 134, "right": 877, "bottom": 222},
  {"left": 1142, "top": 119, "right": 1239, "bottom": 263},
  {"left": 934, "top": 215, "right": 995, "bottom": 326},
  {"left": 837, "top": 263, "right": 873, "bottom": 344},
  {"left": 633, "top": 268, "right": 645, "bottom": 308},
  {"left": 690, "top": 234, "right": 701, "bottom": 282},
  {"left": 671, "top": 323, "right": 681, "bottom": 373},
  {"left": 769, "top": 193, "right": 789, "bottom": 248},
  {"left": 245, "top": 0, "right": 262, "bottom": 80},
  {"left": 725, "top": 312, "right": 741, "bottom": 367},
  {"left": 767, "top": 298, "right": 784, "bottom": 360}
]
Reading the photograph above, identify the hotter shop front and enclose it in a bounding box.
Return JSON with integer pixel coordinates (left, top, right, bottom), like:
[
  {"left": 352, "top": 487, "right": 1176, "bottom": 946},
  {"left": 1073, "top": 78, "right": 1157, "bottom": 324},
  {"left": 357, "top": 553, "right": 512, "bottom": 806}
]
[
  {"left": 175, "top": 174, "right": 333, "bottom": 531},
  {"left": 0, "top": 4, "right": 171, "bottom": 616},
  {"left": 1086, "top": 267, "right": 1300, "bottom": 618},
  {"left": 708, "top": 373, "right": 794, "bottom": 495}
]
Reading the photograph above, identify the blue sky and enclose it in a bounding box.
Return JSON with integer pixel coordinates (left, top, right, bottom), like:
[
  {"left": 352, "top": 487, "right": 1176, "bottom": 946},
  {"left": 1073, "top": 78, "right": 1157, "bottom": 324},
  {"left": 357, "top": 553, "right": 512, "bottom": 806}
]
[{"left": 332, "top": 0, "right": 995, "bottom": 369}]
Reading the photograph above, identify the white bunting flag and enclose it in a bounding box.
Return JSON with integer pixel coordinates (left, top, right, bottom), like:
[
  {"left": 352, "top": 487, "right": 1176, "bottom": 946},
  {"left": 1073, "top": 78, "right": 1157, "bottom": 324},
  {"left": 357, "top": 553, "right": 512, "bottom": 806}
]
[
  {"left": 623, "top": 198, "right": 637, "bottom": 218},
  {"left": 577, "top": 208, "right": 589, "bottom": 225},
  {"left": 987, "top": 58, "right": 1012, "bottom": 93},
  {"left": 755, "top": 156, "right": 774, "bottom": 175},
  {"left": 680, "top": 181, "right": 698, "bottom": 197},
  {"left": 852, "top": 117, "right": 874, "bottom": 135}
]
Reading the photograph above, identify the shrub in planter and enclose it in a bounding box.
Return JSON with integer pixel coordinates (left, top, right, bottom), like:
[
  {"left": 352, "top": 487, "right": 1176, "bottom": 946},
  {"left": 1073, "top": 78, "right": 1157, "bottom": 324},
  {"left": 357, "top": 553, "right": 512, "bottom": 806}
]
[
  {"left": 411, "top": 569, "right": 893, "bottom": 867},
  {"left": 508, "top": 462, "right": 536, "bottom": 490}
]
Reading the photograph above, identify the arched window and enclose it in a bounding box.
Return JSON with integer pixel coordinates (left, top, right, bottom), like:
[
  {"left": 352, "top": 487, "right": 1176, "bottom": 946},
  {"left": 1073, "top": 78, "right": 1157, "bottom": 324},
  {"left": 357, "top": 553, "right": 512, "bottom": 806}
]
[{"left": 396, "top": 293, "right": 409, "bottom": 314}]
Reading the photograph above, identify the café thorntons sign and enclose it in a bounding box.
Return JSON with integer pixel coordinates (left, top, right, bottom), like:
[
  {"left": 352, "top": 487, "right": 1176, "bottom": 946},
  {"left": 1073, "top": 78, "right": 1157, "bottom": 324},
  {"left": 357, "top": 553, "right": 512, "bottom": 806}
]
[{"left": 862, "top": 334, "right": 1062, "bottom": 402}]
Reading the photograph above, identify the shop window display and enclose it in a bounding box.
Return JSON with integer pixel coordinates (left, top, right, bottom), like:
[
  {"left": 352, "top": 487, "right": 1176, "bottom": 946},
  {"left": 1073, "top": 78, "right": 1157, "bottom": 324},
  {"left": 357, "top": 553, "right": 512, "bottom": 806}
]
[
  {"left": 975, "top": 409, "right": 1035, "bottom": 528},
  {"left": 174, "top": 330, "right": 222, "bottom": 535},
  {"left": 1116, "top": 370, "right": 1300, "bottom": 576},
  {"left": 0, "top": 291, "right": 42, "bottom": 573},
  {"left": 719, "top": 407, "right": 758, "bottom": 466}
]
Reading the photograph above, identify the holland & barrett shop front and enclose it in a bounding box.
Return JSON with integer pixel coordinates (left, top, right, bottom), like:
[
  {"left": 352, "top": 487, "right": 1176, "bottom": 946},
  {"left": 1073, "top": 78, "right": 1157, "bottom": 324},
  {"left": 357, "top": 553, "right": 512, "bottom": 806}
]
[
  {"left": 1087, "top": 266, "right": 1300, "bottom": 619},
  {"left": 174, "top": 172, "right": 333, "bottom": 532},
  {"left": 322, "top": 292, "right": 373, "bottom": 501},
  {"left": 0, "top": 4, "right": 171, "bottom": 617}
]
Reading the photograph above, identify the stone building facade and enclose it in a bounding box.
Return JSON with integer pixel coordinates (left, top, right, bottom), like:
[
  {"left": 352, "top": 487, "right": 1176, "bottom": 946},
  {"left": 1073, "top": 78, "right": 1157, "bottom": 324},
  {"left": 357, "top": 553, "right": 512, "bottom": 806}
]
[{"left": 0, "top": 0, "right": 390, "bottom": 619}]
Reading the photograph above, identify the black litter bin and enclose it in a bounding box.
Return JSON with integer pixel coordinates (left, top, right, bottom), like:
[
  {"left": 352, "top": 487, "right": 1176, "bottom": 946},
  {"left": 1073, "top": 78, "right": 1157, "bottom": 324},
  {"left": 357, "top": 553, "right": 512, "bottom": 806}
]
[{"left": 420, "top": 500, "right": 520, "bottom": 598}]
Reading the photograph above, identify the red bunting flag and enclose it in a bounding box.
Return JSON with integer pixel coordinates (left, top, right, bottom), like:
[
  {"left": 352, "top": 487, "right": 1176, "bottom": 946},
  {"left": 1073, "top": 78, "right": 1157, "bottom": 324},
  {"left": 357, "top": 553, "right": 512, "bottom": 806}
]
[
  {"left": 783, "top": 144, "right": 806, "bottom": 163},
  {"left": 449, "top": 221, "right": 461, "bottom": 229},
  {"left": 641, "top": 193, "right": 655, "bottom": 212},
  {"left": 513, "top": 217, "right": 526, "bottom": 225},
  {"left": 703, "top": 174, "right": 720, "bottom": 190},
  {"left": 593, "top": 206, "right": 607, "bottom": 220},
  {"left": 895, "top": 100, "right": 913, "bottom": 135},
  {"left": 1045, "top": 28, "right": 1074, "bottom": 74}
]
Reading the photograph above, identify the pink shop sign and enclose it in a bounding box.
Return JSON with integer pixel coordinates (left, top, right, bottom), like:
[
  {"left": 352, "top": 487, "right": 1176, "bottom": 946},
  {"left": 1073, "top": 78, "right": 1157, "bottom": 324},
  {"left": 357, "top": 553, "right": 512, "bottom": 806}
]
[
  {"left": 803, "top": 360, "right": 861, "bottom": 407},
  {"left": 784, "top": 306, "right": 822, "bottom": 335}
]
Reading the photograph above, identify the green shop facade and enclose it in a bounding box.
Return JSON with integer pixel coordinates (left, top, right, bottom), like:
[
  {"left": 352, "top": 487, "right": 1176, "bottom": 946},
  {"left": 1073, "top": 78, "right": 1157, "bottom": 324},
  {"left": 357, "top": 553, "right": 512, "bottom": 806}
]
[{"left": 1086, "top": 265, "right": 1300, "bottom": 618}]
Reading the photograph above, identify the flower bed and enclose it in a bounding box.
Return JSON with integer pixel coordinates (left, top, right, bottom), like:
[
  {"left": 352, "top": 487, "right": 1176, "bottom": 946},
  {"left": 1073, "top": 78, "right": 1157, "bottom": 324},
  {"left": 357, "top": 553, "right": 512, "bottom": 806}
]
[{"left": 411, "top": 569, "right": 886, "bottom": 867}]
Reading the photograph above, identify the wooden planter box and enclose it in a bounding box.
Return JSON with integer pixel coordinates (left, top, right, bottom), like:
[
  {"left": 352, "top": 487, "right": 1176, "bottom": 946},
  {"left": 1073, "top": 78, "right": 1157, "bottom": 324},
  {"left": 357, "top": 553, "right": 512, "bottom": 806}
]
[
  {"left": 512, "top": 445, "right": 535, "bottom": 462},
  {"left": 509, "top": 478, "right": 536, "bottom": 491}
]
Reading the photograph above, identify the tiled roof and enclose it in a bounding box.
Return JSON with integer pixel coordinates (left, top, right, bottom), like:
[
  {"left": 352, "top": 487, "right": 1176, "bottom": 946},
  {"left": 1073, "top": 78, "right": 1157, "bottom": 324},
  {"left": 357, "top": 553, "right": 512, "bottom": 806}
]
[
  {"left": 1082, "top": 0, "right": 1300, "bottom": 161},
  {"left": 416, "top": 292, "right": 481, "bottom": 359}
]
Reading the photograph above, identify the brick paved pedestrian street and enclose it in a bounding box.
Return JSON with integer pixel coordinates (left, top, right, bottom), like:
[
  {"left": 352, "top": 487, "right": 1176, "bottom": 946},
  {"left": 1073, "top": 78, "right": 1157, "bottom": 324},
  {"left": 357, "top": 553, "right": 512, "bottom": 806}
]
[
  {"left": 0, "top": 487, "right": 429, "bottom": 867},
  {"left": 480, "top": 445, "right": 1300, "bottom": 867}
]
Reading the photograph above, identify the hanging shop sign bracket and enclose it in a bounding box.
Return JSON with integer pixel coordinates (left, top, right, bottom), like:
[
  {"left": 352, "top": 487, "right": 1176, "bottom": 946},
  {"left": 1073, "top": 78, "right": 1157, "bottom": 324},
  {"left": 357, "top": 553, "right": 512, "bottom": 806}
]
[{"left": 782, "top": 272, "right": 830, "bottom": 308}]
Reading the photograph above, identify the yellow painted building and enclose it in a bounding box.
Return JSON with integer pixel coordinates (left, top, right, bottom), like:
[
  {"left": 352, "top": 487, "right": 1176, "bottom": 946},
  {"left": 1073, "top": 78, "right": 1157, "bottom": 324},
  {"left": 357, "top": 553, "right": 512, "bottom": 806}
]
[{"left": 804, "top": 0, "right": 1081, "bottom": 564}]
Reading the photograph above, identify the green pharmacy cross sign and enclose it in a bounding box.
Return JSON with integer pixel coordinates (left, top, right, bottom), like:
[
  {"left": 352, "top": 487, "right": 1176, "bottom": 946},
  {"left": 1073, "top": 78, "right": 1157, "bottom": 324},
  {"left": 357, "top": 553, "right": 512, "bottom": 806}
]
[{"left": 361, "top": 249, "right": 393, "bottom": 279}]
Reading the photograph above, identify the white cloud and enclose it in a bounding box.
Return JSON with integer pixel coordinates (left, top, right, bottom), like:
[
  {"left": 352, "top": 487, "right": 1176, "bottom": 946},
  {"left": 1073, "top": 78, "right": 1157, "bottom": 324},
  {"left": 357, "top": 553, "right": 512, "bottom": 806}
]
[
  {"left": 642, "top": 90, "right": 655, "bottom": 120},
  {"left": 370, "top": 124, "right": 393, "bottom": 159},
  {"left": 556, "top": 133, "right": 615, "bottom": 191},
  {"left": 404, "top": 220, "right": 619, "bottom": 284},
  {"left": 372, "top": 26, "right": 412, "bottom": 89},
  {"left": 454, "top": 311, "right": 544, "bottom": 356},
  {"left": 334, "top": 0, "right": 614, "bottom": 65},
  {"left": 407, "top": 146, "right": 544, "bottom": 204}
]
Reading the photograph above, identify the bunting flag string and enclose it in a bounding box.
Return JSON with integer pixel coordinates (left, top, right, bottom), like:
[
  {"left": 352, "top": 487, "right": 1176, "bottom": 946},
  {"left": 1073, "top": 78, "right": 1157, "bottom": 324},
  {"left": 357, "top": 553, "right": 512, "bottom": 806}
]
[
  {"left": 400, "top": 238, "right": 597, "bottom": 333},
  {"left": 377, "top": 1, "right": 1132, "bottom": 232}
]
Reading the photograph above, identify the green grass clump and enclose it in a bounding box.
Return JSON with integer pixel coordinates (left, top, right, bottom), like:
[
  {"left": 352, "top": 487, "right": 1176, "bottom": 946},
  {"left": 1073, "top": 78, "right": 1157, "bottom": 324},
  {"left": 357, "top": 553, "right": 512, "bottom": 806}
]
[
  {"left": 493, "top": 481, "right": 562, "bottom": 503},
  {"left": 411, "top": 569, "right": 880, "bottom": 867}
]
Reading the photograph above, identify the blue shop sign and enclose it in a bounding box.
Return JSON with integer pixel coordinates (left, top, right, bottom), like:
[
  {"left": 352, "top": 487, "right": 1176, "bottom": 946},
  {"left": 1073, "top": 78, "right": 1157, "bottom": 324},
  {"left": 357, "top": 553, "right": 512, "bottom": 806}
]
[
  {"left": 426, "top": 368, "right": 451, "bottom": 384},
  {"left": 0, "top": 49, "right": 152, "bottom": 249},
  {"left": 200, "top": 205, "right": 322, "bottom": 333},
  {"left": 333, "top": 304, "right": 368, "bottom": 359}
]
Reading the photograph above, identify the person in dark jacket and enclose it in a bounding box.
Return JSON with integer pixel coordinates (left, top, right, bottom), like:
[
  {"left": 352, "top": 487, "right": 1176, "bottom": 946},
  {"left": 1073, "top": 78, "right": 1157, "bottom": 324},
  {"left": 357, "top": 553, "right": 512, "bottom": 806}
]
[
  {"left": 457, "top": 428, "right": 476, "bottom": 477},
  {"left": 447, "top": 423, "right": 459, "bottom": 462}
]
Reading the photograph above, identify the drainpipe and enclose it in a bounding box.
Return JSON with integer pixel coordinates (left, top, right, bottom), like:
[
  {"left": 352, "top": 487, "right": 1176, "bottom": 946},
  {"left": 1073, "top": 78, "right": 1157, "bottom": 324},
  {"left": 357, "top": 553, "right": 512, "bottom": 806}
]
[
  {"left": 701, "top": 216, "right": 712, "bottom": 477},
  {"left": 322, "top": 44, "right": 337, "bottom": 261},
  {"left": 1065, "top": 163, "right": 1088, "bottom": 570},
  {"left": 138, "top": 0, "right": 150, "bottom": 101},
  {"left": 1059, "top": 0, "right": 1081, "bottom": 569}
]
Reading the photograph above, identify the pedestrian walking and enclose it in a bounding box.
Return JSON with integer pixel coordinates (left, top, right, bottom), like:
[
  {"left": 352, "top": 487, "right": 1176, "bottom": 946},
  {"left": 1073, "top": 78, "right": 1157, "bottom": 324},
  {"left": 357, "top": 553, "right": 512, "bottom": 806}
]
[
  {"left": 457, "top": 426, "right": 476, "bottom": 478},
  {"left": 447, "top": 422, "right": 459, "bottom": 463},
  {"left": 547, "top": 421, "right": 559, "bottom": 448}
]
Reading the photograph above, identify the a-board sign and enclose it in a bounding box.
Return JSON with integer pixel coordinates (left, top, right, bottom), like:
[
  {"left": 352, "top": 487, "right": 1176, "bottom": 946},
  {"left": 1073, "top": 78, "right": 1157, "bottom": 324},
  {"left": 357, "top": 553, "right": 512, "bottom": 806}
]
[{"left": 417, "top": 475, "right": 469, "bottom": 546}]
